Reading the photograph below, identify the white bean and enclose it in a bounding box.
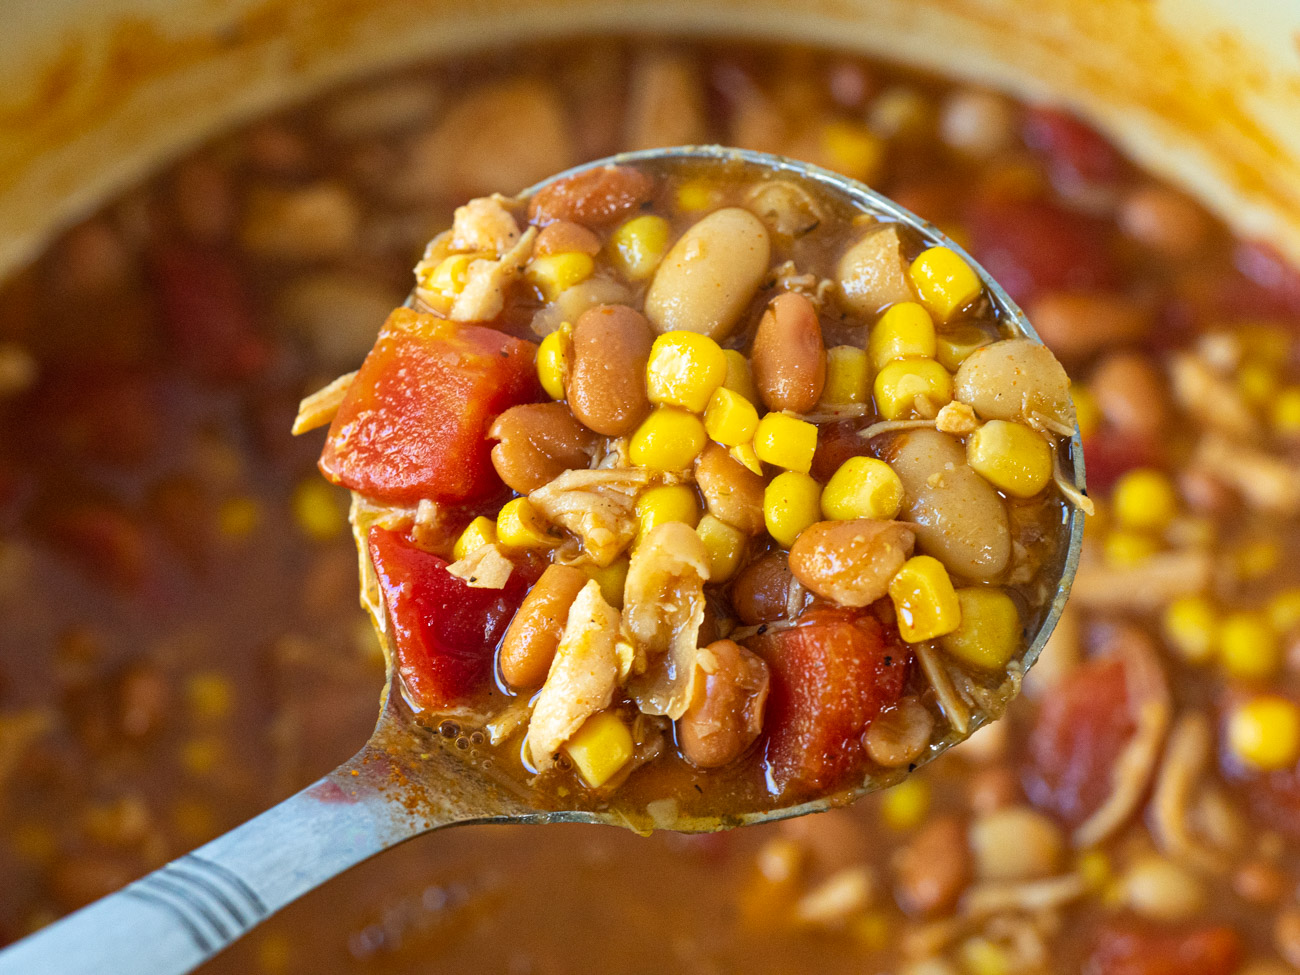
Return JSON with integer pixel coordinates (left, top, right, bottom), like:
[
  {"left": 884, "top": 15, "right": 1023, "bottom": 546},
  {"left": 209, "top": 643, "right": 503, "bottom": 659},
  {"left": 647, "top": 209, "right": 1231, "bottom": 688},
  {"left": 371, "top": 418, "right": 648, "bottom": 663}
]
[
  {"left": 836, "top": 225, "right": 914, "bottom": 316},
  {"left": 953, "top": 338, "right": 1075, "bottom": 430},
  {"left": 968, "top": 805, "right": 1063, "bottom": 881}
]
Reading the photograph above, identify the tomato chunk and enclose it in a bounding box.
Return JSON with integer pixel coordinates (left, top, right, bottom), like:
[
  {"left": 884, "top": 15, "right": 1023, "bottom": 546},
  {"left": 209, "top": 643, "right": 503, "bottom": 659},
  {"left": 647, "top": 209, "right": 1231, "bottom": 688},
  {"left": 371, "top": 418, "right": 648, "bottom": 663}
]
[
  {"left": 368, "top": 527, "right": 528, "bottom": 710},
  {"left": 757, "top": 607, "right": 911, "bottom": 797},
  {"left": 1022, "top": 107, "right": 1125, "bottom": 188},
  {"left": 320, "top": 308, "right": 541, "bottom": 504},
  {"left": 1085, "top": 923, "right": 1242, "bottom": 975},
  {"left": 1081, "top": 431, "right": 1162, "bottom": 493}
]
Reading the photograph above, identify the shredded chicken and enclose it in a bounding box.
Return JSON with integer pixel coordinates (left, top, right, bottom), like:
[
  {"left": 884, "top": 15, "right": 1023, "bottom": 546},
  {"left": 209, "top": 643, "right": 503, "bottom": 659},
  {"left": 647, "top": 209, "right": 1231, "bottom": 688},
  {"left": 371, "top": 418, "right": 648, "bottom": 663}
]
[
  {"left": 449, "top": 195, "right": 521, "bottom": 253},
  {"left": 446, "top": 543, "right": 513, "bottom": 589},
  {"left": 1070, "top": 548, "right": 1212, "bottom": 613},
  {"left": 527, "top": 581, "right": 621, "bottom": 769},
  {"left": 623, "top": 522, "right": 710, "bottom": 720},
  {"left": 915, "top": 642, "right": 971, "bottom": 735},
  {"left": 934, "top": 401, "right": 979, "bottom": 435},
  {"left": 960, "top": 874, "right": 1086, "bottom": 919},
  {"left": 1169, "top": 352, "right": 1258, "bottom": 440},
  {"left": 1191, "top": 433, "right": 1300, "bottom": 515},
  {"left": 529, "top": 467, "right": 657, "bottom": 566},
  {"left": 292, "top": 370, "right": 356, "bottom": 435},
  {"left": 769, "top": 260, "right": 836, "bottom": 308},
  {"left": 1150, "top": 713, "right": 1236, "bottom": 874},
  {"left": 485, "top": 696, "right": 533, "bottom": 746},
  {"left": 794, "top": 867, "right": 874, "bottom": 927},
  {"left": 450, "top": 226, "right": 537, "bottom": 322}
]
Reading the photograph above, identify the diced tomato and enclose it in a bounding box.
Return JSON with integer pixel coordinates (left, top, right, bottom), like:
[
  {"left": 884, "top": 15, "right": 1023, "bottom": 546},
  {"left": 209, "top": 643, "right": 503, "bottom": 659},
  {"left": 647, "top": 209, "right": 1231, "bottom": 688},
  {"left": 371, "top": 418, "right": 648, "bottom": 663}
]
[
  {"left": 757, "top": 607, "right": 911, "bottom": 798},
  {"left": 1081, "top": 431, "right": 1162, "bottom": 493},
  {"left": 368, "top": 527, "right": 528, "bottom": 710},
  {"left": 1022, "top": 107, "right": 1125, "bottom": 188},
  {"left": 24, "top": 367, "right": 162, "bottom": 467},
  {"left": 1085, "top": 923, "right": 1242, "bottom": 975},
  {"left": 320, "top": 308, "right": 541, "bottom": 505},
  {"left": 42, "top": 502, "right": 148, "bottom": 591}
]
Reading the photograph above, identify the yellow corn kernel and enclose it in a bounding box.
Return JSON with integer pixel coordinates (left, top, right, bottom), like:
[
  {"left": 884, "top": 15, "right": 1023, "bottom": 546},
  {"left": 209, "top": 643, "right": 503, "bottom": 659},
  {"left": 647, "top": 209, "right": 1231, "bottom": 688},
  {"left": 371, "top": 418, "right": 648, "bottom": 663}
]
[
  {"left": 181, "top": 736, "right": 225, "bottom": 777},
  {"left": 564, "top": 711, "right": 634, "bottom": 788},
  {"left": 722, "top": 349, "right": 761, "bottom": 405},
  {"left": 218, "top": 497, "right": 260, "bottom": 538},
  {"left": 753, "top": 412, "right": 819, "bottom": 474},
  {"left": 910, "top": 246, "right": 982, "bottom": 323},
  {"left": 704, "top": 387, "right": 760, "bottom": 446},
  {"left": 1071, "top": 384, "right": 1102, "bottom": 439},
  {"left": 965, "top": 420, "right": 1053, "bottom": 498},
  {"left": 696, "top": 514, "right": 746, "bottom": 583},
  {"left": 186, "top": 673, "right": 233, "bottom": 723},
  {"left": 873, "top": 358, "right": 953, "bottom": 420},
  {"left": 635, "top": 484, "right": 701, "bottom": 538},
  {"left": 730, "top": 442, "right": 764, "bottom": 476},
  {"left": 585, "top": 557, "right": 629, "bottom": 609},
  {"left": 821, "top": 456, "right": 904, "bottom": 521},
  {"left": 889, "top": 555, "right": 962, "bottom": 643},
  {"left": 496, "top": 497, "right": 561, "bottom": 550},
  {"left": 676, "top": 180, "right": 719, "bottom": 212},
  {"left": 959, "top": 938, "right": 1012, "bottom": 975},
  {"left": 1237, "top": 360, "right": 1280, "bottom": 407},
  {"left": 536, "top": 322, "right": 572, "bottom": 401},
  {"left": 421, "top": 252, "right": 484, "bottom": 296},
  {"left": 526, "top": 251, "right": 594, "bottom": 302},
  {"left": 629, "top": 407, "right": 707, "bottom": 471},
  {"left": 1269, "top": 588, "right": 1300, "bottom": 635},
  {"left": 1227, "top": 695, "right": 1300, "bottom": 771},
  {"left": 1111, "top": 468, "right": 1178, "bottom": 531},
  {"left": 934, "top": 322, "right": 992, "bottom": 372},
  {"left": 1219, "top": 611, "right": 1281, "bottom": 680},
  {"left": 879, "top": 778, "right": 930, "bottom": 831},
  {"left": 764, "top": 472, "right": 823, "bottom": 548},
  {"left": 453, "top": 516, "right": 498, "bottom": 560},
  {"left": 1076, "top": 849, "right": 1112, "bottom": 892},
  {"left": 1234, "top": 538, "right": 1281, "bottom": 581},
  {"left": 822, "top": 346, "right": 871, "bottom": 405},
  {"left": 646, "top": 331, "right": 728, "bottom": 413},
  {"left": 868, "top": 301, "right": 936, "bottom": 371},
  {"left": 608, "top": 214, "right": 672, "bottom": 282},
  {"left": 820, "top": 120, "right": 885, "bottom": 183},
  {"left": 1162, "top": 595, "right": 1218, "bottom": 665},
  {"left": 1239, "top": 323, "right": 1292, "bottom": 365},
  {"left": 939, "top": 587, "right": 1020, "bottom": 670},
  {"left": 1104, "top": 529, "right": 1160, "bottom": 567},
  {"left": 292, "top": 479, "right": 347, "bottom": 541},
  {"left": 850, "top": 912, "right": 891, "bottom": 952},
  {"left": 1272, "top": 385, "right": 1300, "bottom": 436}
]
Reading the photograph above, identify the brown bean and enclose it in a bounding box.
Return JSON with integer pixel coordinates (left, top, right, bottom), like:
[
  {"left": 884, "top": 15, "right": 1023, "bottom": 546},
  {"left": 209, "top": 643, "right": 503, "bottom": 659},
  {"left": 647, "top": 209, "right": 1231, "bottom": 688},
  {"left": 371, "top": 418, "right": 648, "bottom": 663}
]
[
  {"left": 731, "top": 552, "right": 794, "bottom": 626},
  {"left": 1119, "top": 184, "right": 1208, "bottom": 259},
  {"left": 966, "top": 766, "right": 1021, "bottom": 814},
  {"left": 677, "top": 639, "right": 770, "bottom": 768},
  {"left": 695, "top": 443, "right": 765, "bottom": 535},
  {"left": 789, "top": 519, "right": 915, "bottom": 606},
  {"left": 498, "top": 564, "right": 590, "bottom": 689},
  {"left": 535, "top": 220, "right": 602, "bottom": 257},
  {"left": 1027, "top": 291, "right": 1152, "bottom": 360},
  {"left": 751, "top": 293, "right": 826, "bottom": 413},
  {"left": 1089, "top": 350, "right": 1169, "bottom": 438},
  {"left": 566, "top": 304, "right": 653, "bottom": 436},
  {"left": 863, "top": 696, "right": 933, "bottom": 767},
  {"left": 528, "top": 165, "right": 656, "bottom": 227},
  {"left": 892, "top": 815, "right": 971, "bottom": 917},
  {"left": 489, "top": 403, "right": 599, "bottom": 494},
  {"left": 968, "top": 806, "right": 1063, "bottom": 881}
]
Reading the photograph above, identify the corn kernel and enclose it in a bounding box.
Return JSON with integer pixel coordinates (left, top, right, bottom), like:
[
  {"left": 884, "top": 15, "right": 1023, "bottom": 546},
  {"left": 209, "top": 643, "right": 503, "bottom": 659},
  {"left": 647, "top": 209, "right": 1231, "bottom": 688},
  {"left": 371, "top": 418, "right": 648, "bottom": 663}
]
[
  {"left": 821, "top": 456, "right": 904, "bottom": 521},
  {"left": 1237, "top": 359, "right": 1280, "bottom": 407},
  {"left": 1238, "top": 323, "right": 1292, "bottom": 365},
  {"left": 868, "top": 301, "right": 936, "bottom": 370},
  {"left": 1162, "top": 595, "right": 1218, "bottom": 665},
  {"left": 564, "top": 710, "right": 634, "bottom": 788},
  {"left": 934, "top": 322, "right": 993, "bottom": 372},
  {"left": 889, "top": 555, "right": 962, "bottom": 642},
  {"left": 873, "top": 358, "right": 953, "bottom": 420},
  {"left": 1077, "top": 850, "right": 1112, "bottom": 892},
  {"left": 186, "top": 673, "right": 233, "bottom": 723},
  {"left": 1269, "top": 588, "right": 1300, "bottom": 635},
  {"left": 676, "top": 180, "right": 719, "bottom": 211},
  {"left": 722, "top": 349, "right": 761, "bottom": 405},
  {"left": 421, "top": 252, "right": 483, "bottom": 296},
  {"left": 1272, "top": 386, "right": 1300, "bottom": 436},
  {"left": 496, "top": 497, "right": 561, "bottom": 550},
  {"left": 630, "top": 408, "right": 707, "bottom": 471},
  {"left": 453, "top": 515, "right": 498, "bottom": 560},
  {"left": 1112, "top": 468, "right": 1178, "bottom": 531},
  {"left": 219, "top": 497, "right": 260, "bottom": 538},
  {"left": 820, "top": 120, "right": 885, "bottom": 182},
  {"left": 730, "top": 442, "right": 764, "bottom": 475},
  {"left": 525, "top": 251, "right": 594, "bottom": 302},
  {"left": 1234, "top": 538, "right": 1281, "bottom": 581},
  {"left": 536, "top": 323, "right": 572, "bottom": 401},
  {"left": 585, "top": 557, "right": 629, "bottom": 609},
  {"left": 292, "top": 479, "right": 347, "bottom": 541},
  {"left": 647, "top": 331, "right": 728, "bottom": 413},
  {"left": 880, "top": 778, "right": 929, "bottom": 830},
  {"left": 965, "top": 420, "right": 1053, "bottom": 498},
  {"left": 850, "top": 912, "right": 890, "bottom": 952},
  {"left": 704, "top": 387, "right": 760, "bottom": 446},
  {"left": 764, "top": 472, "right": 823, "bottom": 548},
  {"left": 753, "top": 412, "right": 819, "bottom": 474},
  {"left": 181, "top": 736, "right": 225, "bottom": 777},
  {"left": 939, "top": 588, "right": 1020, "bottom": 670},
  {"left": 696, "top": 514, "right": 746, "bottom": 583},
  {"left": 959, "top": 937, "right": 1012, "bottom": 975},
  {"left": 635, "top": 484, "right": 700, "bottom": 538},
  {"left": 1071, "top": 384, "right": 1102, "bottom": 439},
  {"left": 1227, "top": 695, "right": 1300, "bottom": 771},
  {"left": 1104, "top": 529, "right": 1161, "bottom": 567},
  {"left": 608, "top": 214, "right": 671, "bottom": 281},
  {"left": 822, "top": 346, "right": 871, "bottom": 405},
  {"left": 910, "top": 246, "right": 982, "bottom": 323},
  {"left": 1218, "top": 611, "right": 1281, "bottom": 680}
]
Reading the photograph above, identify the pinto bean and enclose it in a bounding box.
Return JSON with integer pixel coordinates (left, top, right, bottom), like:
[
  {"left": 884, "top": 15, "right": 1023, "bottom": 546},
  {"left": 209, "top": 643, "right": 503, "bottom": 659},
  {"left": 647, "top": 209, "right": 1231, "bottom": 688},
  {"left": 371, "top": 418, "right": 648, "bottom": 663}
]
[
  {"left": 528, "top": 164, "right": 656, "bottom": 227},
  {"left": 864, "top": 696, "right": 934, "bottom": 768},
  {"left": 788, "top": 519, "right": 915, "bottom": 606},
  {"left": 883, "top": 429, "right": 1010, "bottom": 580},
  {"left": 498, "top": 563, "right": 590, "bottom": 689},
  {"left": 953, "top": 338, "right": 1074, "bottom": 431},
  {"left": 892, "top": 815, "right": 970, "bottom": 917},
  {"left": 489, "top": 403, "right": 599, "bottom": 494},
  {"left": 836, "top": 225, "right": 913, "bottom": 316},
  {"left": 731, "top": 552, "right": 795, "bottom": 625},
  {"left": 695, "top": 443, "right": 765, "bottom": 535},
  {"left": 678, "top": 639, "right": 770, "bottom": 768},
  {"left": 1119, "top": 185, "right": 1208, "bottom": 259},
  {"left": 1089, "top": 351, "right": 1169, "bottom": 438},
  {"left": 535, "top": 220, "right": 602, "bottom": 257},
  {"left": 1027, "top": 291, "right": 1152, "bottom": 360},
  {"left": 751, "top": 292, "right": 826, "bottom": 413},
  {"left": 566, "top": 304, "right": 653, "bottom": 436},
  {"left": 968, "top": 805, "right": 1063, "bottom": 881},
  {"left": 644, "top": 207, "right": 771, "bottom": 340}
]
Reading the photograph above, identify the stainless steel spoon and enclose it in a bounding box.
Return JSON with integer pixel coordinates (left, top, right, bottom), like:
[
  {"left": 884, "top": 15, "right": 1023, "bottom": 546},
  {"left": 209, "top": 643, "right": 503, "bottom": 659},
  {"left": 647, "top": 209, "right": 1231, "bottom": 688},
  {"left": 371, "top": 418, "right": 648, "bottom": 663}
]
[{"left": 0, "top": 146, "right": 1086, "bottom": 975}]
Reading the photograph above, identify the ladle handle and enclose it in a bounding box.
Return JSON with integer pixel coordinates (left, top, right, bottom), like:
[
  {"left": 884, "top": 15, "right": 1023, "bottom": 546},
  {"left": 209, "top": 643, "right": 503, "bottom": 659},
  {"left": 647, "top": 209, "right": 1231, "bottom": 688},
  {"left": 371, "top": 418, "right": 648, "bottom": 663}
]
[{"left": 0, "top": 761, "right": 443, "bottom": 975}]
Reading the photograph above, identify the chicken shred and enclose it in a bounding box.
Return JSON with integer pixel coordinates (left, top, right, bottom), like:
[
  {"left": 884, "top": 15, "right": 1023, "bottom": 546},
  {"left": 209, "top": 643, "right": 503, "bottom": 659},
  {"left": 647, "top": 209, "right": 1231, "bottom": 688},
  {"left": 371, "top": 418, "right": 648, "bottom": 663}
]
[
  {"left": 450, "top": 226, "right": 537, "bottom": 322},
  {"left": 450, "top": 195, "right": 521, "bottom": 253},
  {"left": 529, "top": 467, "right": 657, "bottom": 566},
  {"left": 446, "top": 543, "right": 514, "bottom": 589}
]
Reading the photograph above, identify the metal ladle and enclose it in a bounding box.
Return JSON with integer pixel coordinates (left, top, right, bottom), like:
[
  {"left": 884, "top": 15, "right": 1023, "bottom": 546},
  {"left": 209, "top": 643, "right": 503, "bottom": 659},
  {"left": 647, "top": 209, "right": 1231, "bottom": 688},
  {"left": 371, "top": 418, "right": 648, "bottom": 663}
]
[{"left": 0, "top": 146, "right": 1086, "bottom": 975}]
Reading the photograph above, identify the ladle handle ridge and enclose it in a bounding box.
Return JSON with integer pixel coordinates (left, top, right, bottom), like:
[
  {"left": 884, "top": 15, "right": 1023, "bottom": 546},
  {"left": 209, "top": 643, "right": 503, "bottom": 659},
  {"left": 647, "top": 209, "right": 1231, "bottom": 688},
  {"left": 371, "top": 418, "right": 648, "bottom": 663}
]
[{"left": 0, "top": 756, "right": 439, "bottom": 975}]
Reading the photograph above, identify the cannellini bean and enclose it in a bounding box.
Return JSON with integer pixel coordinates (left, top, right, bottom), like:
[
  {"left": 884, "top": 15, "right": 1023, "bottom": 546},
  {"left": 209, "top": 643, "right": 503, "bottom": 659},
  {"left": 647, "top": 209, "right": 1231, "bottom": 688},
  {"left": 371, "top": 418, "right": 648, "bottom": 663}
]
[
  {"left": 677, "top": 639, "right": 770, "bottom": 768},
  {"left": 788, "top": 519, "right": 915, "bottom": 606},
  {"left": 644, "top": 207, "right": 771, "bottom": 340},
  {"left": 953, "top": 338, "right": 1074, "bottom": 431},
  {"left": 939, "top": 89, "right": 1016, "bottom": 159},
  {"left": 968, "top": 805, "right": 1063, "bottom": 881},
  {"left": 1120, "top": 853, "right": 1206, "bottom": 922},
  {"left": 884, "top": 429, "right": 1010, "bottom": 580},
  {"left": 751, "top": 292, "right": 826, "bottom": 413},
  {"left": 836, "top": 225, "right": 914, "bottom": 316}
]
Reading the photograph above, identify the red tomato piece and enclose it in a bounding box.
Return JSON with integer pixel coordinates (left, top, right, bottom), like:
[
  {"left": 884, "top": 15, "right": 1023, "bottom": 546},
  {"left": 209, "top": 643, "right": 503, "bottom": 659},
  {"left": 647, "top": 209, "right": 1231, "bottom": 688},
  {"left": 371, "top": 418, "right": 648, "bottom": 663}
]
[
  {"left": 320, "top": 308, "right": 541, "bottom": 505},
  {"left": 1085, "top": 923, "right": 1242, "bottom": 975},
  {"left": 1081, "top": 431, "right": 1162, "bottom": 493},
  {"left": 368, "top": 527, "right": 528, "bottom": 711},
  {"left": 1022, "top": 107, "right": 1125, "bottom": 187},
  {"left": 758, "top": 607, "right": 911, "bottom": 798}
]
